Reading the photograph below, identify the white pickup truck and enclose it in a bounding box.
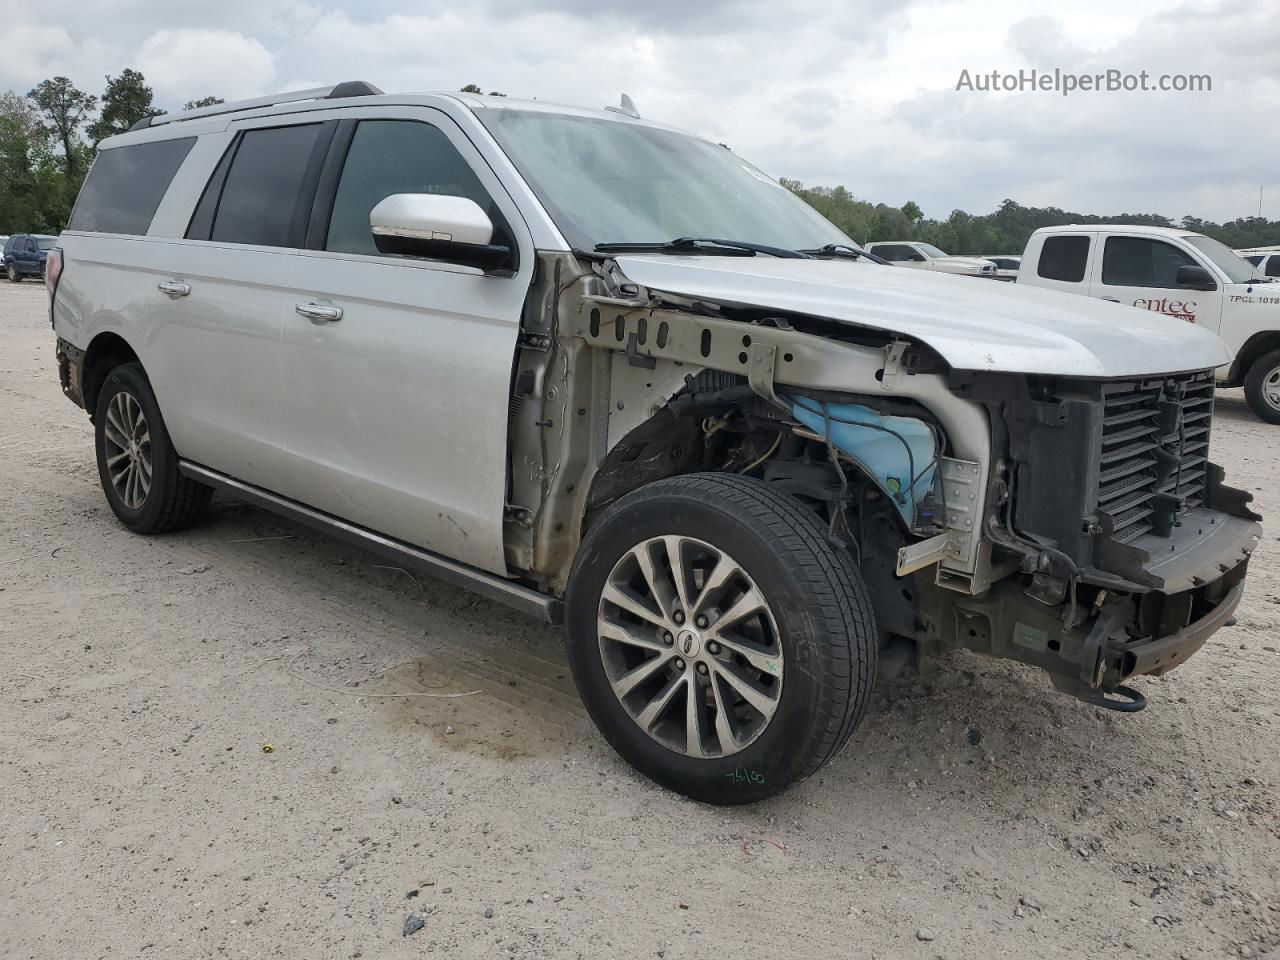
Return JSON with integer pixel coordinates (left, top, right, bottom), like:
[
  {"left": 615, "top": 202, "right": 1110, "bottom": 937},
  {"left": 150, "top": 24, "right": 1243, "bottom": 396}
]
[
  {"left": 1018, "top": 225, "right": 1280, "bottom": 422},
  {"left": 865, "top": 241, "right": 997, "bottom": 278}
]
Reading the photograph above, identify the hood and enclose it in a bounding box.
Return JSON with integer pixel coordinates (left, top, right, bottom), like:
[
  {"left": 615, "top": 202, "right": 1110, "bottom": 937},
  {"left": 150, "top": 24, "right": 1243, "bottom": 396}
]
[{"left": 613, "top": 255, "right": 1231, "bottom": 378}]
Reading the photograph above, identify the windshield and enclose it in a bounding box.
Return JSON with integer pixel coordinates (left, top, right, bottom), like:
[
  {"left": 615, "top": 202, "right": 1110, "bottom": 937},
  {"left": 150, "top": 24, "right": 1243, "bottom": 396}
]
[
  {"left": 479, "top": 109, "right": 854, "bottom": 252},
  {"left": 36, "top": 237, "right": 56, "bottom": 250},
  {"left": 915, "top": 243, "right": 949, "bottom": 258},
  {"left": 1184, "top": 235, "right": 1257, "bottom": 283}
]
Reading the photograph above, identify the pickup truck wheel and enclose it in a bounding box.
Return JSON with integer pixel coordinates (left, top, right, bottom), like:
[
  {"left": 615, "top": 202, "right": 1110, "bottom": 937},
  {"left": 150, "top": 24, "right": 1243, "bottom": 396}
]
[
  {"left": 1244, "top": 349, "right": 1280, "bottom": 424},
  {"left": 94, "top": 362, "right": 211, "bottom": 534},
  {"left": 566, "top": 473, "right": 877, "bottom": 804},
  {"left": 6, "top": 263, "right": 19, "bottom": 282}
]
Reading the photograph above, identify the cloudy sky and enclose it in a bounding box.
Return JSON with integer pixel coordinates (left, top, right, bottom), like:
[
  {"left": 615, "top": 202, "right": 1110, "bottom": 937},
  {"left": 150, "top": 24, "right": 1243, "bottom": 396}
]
[{"left": 3, "top": 0, "right": 1277, "bottom": 223}]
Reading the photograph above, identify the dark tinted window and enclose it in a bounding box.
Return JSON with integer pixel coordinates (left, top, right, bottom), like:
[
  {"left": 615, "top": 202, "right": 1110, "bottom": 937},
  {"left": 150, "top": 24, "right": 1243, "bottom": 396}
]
[
  {"left": 68, "top": 137, "right": 194, "bottom": 235},
  {"left": 1037, "top": 235, "right": 1090, "bottom": 283},
  {"left": 1267, "top": 256, "right": 1280, "bottom": 278},
  {"left": 325, "top": 120, "right": 497, "bottom": 256},
  {"left": 1245, "top": 254, "right": 1264, "bottom": 266},
  {"left": 209, "top": 124, "right": 323, "bottom": 247},
  {"left": 871, "top": 244, "right": 914, "bottom": 261},
  {"left": 1102, "top": 236, "right": 1196, "bottom": 288}
]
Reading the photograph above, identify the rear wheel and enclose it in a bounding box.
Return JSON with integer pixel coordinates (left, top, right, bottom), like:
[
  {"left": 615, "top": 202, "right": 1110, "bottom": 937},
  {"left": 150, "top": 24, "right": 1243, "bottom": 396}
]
[
  {"left": 1244, "top": 349, "right": 1280, "bottom": 424},
  {"left": 6, "top": 262, "right": 19, "bottom": 282},
  {"left": 94, "top": 362, "right": 211, "bottom": 533},
  {"left": 566, "top": 473, "right": 876, "bottom": 804}
]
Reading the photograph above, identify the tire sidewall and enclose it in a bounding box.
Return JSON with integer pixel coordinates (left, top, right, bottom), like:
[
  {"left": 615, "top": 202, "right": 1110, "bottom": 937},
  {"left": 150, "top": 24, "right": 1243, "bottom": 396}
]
[
  {"left": 6, "top": 263, "right": 18, "bottom": 282},
  {"left": 567, "top": 484, "right": 857, "bottom": 804},
  {"left": 1245, "top": 350, "right": 1280, "bottom": 424},
  {"left": 94, "top": 364, "right": 176, "bottom": 532}
]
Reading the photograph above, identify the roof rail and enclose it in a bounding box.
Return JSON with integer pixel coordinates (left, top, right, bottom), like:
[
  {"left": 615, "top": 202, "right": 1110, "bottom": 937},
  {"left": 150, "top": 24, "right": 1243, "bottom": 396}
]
[{"left": 131, "top": 81, "right": 384, "bottom": 131}]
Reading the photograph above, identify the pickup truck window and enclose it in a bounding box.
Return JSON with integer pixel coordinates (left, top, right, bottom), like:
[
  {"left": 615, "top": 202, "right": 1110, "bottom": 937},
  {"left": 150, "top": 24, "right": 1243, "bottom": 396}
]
[
  {"left": 1037, "top": 235, "right": 1090, "bottom": 282},
  {"left": 1183, "top": 235, "right": 1257, "bottom": 284},
  {"left": 1102, "top": 236, "right": 1196, "bottom": 288},
  {"left": 915, "top": 243, "right": 948, "bottom": 258},
  {"left": 479, "top": 109, "right": 850, "bottom": 253},
  {"left": 1268, "top": 256, "right": 1280, "bottom": 278},
  {"left": 325, "top": 120, "right": 503, "bottom": 257},
  {"left": 68, "top": 137, "right": 195, "bottom": 235}
]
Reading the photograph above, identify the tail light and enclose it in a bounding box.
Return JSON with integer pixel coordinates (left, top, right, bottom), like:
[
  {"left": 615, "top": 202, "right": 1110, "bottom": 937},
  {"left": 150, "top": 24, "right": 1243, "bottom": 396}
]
[{"left": 45, "top": 247, "right": 63, "bottom": 326}]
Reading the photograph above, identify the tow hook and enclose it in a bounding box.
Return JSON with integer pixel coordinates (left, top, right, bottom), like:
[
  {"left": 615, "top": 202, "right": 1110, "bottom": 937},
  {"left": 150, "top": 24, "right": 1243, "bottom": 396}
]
[{"left": 1050, "top": 675, "right": 1148, "bottom": 713}]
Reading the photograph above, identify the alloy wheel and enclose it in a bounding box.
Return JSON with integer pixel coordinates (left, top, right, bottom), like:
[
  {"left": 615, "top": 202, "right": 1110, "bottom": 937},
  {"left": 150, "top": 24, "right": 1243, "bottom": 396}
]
[
  {"left": 102, "top": 390, "right": 152, "bottom": 509},
  {"left": 597, "top": 535, "right": 783, "bottom": 758}
]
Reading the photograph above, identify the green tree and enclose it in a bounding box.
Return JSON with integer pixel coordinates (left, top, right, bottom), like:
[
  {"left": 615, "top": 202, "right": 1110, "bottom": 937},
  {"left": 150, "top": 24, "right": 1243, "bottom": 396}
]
[
  {"left": 460, "top": 84, "right": 483, "bottom": 93},
  {"left": 89, "top": 69, "right": 163, "bottom": 144},
  {"left": 183, "top": 96, "right": 224, "bottom": 110},
  {"left": 901, "top": 200, "right": 923, "bottom": 225},
  {"left": 28, "top": 76, "right": 96, "bottom": 183},
  {"left": 0, "top": 91, "right": 72, "bottom": 232}
]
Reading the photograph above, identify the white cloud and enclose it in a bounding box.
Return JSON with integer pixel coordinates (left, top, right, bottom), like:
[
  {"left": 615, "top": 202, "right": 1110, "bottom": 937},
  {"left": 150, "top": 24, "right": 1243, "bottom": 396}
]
[
  {"left": 0, "top": 0, "right": 1276, "bottom": 221},
  {"left": 135, "top": 29, "right": 276, "bottom": 103}
]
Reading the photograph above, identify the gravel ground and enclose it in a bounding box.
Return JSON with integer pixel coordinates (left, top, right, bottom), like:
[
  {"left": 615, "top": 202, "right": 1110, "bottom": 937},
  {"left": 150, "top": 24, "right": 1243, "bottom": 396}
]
[{"left": 1, "top": 280, "right": 1278, "bottom": 959}]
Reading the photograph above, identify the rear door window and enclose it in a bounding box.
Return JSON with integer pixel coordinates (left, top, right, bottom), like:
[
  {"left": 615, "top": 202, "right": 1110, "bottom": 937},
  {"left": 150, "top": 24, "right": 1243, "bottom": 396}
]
[
  {"left": 68, "top": 137, "right": 196, "bottom": 235},
  {"left": 1102, "top": 236, "right": 1196, "bottom": 288},
  {"left": 188, "top": 124, "right": 325, "bottom": 247},
  {"left": 1037, "top": 235, "right": 1090, "bottom": 283},
  {"left": 1267, "top": 256, "right": 1280, "bottom": 278}
]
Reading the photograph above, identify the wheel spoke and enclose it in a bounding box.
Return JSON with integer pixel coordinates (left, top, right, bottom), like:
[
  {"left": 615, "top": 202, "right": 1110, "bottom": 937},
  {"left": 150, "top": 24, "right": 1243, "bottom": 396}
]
[
  {"left": 712, "top": 659, "right": 779, "bottom": 719},
  {"left": 685, "top": 676, "right": 707, "bottom": 757},
  {"left": 601, "top": 582, "right": 667, "bottom": 629},
  {"left": 662, "top": 536, "right": 691, "bottom": 615},
  {"left": 708, "top": 633, "right": 783, "bottom": 679},
  {"left": 106, "top": 450, "right": 130, "bottom": 468},
  {"left": 690, "top": 552, "right": 736, "bottom": 617},
  {"left": 633, "top": 544, "right": 677, "bottom": 624},
  {"left": 709, "top": 673, "right": 740, "bottom": 754},
  {"left": 707, "top": 585, "right": 767, "bottom": 634},
  {"left": 598, "top": 619, "right": 667, "bottom": 653},
  {"left": 634, "top": 672, "right": 686, "bottom": 731},
  {"left": 610, "top": 652, "right": 673, "bottom": 699}
]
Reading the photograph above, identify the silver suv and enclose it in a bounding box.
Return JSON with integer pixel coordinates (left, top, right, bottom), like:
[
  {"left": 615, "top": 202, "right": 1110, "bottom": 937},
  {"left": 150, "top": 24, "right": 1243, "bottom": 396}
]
[{"left": 50, "top": 82, "right": 1261, "bottom": 803}]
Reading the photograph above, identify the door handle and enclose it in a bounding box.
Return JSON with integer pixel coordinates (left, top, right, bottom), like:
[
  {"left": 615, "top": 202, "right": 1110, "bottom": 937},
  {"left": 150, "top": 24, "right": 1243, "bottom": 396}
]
[
  {"left": 1101, "top": 297, "right": 1121, "bottom": 303},
  {"left": 296, "top": 302, "right": 343, "bottom": 323},
  {"left": 157, "top": 280, "right": 191, "bottom": 298}
]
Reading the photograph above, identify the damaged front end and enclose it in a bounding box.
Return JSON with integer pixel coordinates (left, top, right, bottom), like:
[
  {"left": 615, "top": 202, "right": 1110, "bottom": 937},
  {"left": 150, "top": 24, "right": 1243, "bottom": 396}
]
[{"left": 503, "top": 251, "right": 1261, "bottom": 710}]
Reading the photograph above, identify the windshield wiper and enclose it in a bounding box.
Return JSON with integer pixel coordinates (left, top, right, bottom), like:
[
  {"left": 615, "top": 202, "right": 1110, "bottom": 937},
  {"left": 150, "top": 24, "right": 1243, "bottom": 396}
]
[
  {"left": 594, "top": 237, "right": 813, "bottom": 259},
  {"left": 796, "top": 243, "right": 889, "bottom": 265}
]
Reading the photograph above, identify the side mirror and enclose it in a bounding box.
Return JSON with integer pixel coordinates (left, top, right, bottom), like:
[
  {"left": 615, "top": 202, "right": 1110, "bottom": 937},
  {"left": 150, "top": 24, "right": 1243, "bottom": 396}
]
[
  {"left": 1176, "top": 264, "right": 1217, "bottom": 291},
  {"left": 370, "top": 194, "right": 512, "bottom": 271},
  {"left": 909, "top": 253, "right": 926, "bottom": 262}
]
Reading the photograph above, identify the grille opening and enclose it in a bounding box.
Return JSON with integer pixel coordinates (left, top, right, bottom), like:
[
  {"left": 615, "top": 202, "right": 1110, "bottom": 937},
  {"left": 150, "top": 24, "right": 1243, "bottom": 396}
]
[{"left": 1097, "top": 371, "right": 1213, "bottom": 544}]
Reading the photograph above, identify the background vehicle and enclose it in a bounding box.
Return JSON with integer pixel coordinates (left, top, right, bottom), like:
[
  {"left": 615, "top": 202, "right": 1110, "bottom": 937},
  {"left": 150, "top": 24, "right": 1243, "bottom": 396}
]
[
  {"left": 49, "top": 85, "right": 1261, "bottom": 804},
  {"left": 980, "top": 255, "right": 1021, "bottom": 281},
  {"left": 865, "top": 240, "right": 997, "bottom": 277},
  {"left": 1019, "top": 225, "right": 1280, "bottom": 422},
  {"left": 1237, "top": 247, "right": 1280, "bottom": 279},
  {"left": 4, "top": 233, "right": 55, "bottom": 282}
]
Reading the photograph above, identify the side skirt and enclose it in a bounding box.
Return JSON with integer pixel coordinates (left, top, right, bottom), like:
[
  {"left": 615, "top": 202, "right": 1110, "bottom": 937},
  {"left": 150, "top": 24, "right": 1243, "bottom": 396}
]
[{"left": 178, "top": 461, "right": 562, "bottom": 624}]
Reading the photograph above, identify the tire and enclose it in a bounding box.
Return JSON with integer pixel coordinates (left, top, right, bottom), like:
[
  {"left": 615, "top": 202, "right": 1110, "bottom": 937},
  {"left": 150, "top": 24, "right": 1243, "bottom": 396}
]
[
  {"left": 94, "top": 362, "right": 211, "bottom": 533},
  {"left": 566, "top": 473, "right": 877, "bottom": 804},
  {"left": 6, "top": 262, "right": 20, "bottom": 282},
  {"left": 1244, "top": 349, "right": 1280, "bottom": 424}
]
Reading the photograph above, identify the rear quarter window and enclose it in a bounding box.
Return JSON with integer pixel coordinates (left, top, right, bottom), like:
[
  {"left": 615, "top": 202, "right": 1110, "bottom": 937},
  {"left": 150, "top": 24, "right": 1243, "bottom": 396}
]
[
  {"left": 1037, "top": 235, "right": 1090, "bottom": 283},
  {"left": 68, "top": 137, "right": 196, "bottom": 235}
]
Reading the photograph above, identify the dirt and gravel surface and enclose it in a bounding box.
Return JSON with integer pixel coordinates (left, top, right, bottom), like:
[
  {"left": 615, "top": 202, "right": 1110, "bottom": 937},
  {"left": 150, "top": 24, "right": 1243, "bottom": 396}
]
[{"left": 1, "top": 280, "right": 1278, "bottom": 959}]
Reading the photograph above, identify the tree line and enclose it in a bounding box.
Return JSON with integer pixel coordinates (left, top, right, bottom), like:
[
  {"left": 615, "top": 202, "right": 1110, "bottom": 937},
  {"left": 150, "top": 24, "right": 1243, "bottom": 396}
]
[
  {"left": 3, "top": 69, "right": 1277, "bottom": 256},
  {"left": 781, "top": 181, "right": 1280, "bottom": 255},
  {"left": 0, "top": 71, "right": 222, "bottom": 233}
]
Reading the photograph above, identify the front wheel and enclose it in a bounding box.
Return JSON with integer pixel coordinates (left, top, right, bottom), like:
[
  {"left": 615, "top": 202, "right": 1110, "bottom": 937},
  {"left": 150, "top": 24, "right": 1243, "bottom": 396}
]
[
  {"left": 566, "top": 473, "right": 877, "bottom": 804},
  {"left": 1244, "top": 349, "right": 1280, "bottom": 424}
]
